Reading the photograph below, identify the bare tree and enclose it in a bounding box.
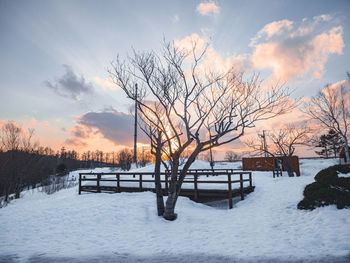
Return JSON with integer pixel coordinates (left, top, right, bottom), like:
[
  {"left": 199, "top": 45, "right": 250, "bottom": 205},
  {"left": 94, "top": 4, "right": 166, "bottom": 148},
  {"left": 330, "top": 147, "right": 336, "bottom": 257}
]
[
  {"left": 109, "top": 40, "right": 294, "bottom": 220},
  {"left": 224, "top": 151, "right": 240, "bottom": 162},
  {"left": 304, "top": 78, "right": 350, "bottom": 164},
  {"left": 1, "top": 122, "right": 22, "bottom": 151},
  {"left": 117, "top": 148, "right": 133, "bottom": 170},
  {"left": 245, "top": 125, "right": 310, "bottom": 176}
]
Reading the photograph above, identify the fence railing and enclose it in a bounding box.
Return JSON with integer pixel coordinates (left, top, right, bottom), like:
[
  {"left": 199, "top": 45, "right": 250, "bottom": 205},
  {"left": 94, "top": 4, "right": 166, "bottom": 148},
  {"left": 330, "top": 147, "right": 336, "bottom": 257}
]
[
  {"left": 79, "top": 170, "right": 253, "bottom": 209},
  {"left": 177, "top": 168, "right": 242, "bottom": 175}
]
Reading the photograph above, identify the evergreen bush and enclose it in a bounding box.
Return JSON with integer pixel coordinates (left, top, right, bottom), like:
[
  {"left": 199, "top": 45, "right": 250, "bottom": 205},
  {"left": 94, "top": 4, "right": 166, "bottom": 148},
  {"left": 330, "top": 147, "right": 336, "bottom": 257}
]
[{"left": 297, "top": 164, "right": 350, "bottom": 210}]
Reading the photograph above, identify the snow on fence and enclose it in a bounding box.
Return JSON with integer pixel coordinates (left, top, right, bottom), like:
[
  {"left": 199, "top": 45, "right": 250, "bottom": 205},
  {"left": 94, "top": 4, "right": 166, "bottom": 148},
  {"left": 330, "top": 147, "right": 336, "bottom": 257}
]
[{"left": 78, "top": 169, "right": 253, "bottom": 209}]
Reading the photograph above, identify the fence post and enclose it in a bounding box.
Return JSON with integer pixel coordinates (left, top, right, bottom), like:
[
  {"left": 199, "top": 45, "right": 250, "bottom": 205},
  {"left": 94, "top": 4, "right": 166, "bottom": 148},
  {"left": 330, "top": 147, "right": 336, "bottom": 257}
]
[
  {"left": 240, "top": 173, "right": 244, "bottom": 200},
  {"left": 78, "top": 173, "right": 82, "bottom": 195},
  {"left": 249, "top": 172, "right": 252, "bottom": 187},
  {"left": 194, "top": 174, "right": 198, "bottom": 201},
  {"left": 139, "top": 174, "right": 143, "bottom": 191},
  {"left": 97, "top": 173, "right": 101, "bottom": 193},
  {"left": 116, "top": 174, "right": 120, "bottom": 193},
  {"left": 228, "top": 173, "right": 233, "bottom": 209}
]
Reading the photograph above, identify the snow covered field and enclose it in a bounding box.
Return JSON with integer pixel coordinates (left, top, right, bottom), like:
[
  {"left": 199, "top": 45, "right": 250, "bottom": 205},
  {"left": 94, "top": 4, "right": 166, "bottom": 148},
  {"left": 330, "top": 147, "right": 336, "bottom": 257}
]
[{"left": 1, "top": 159, "right": 350, "bottom": 262}]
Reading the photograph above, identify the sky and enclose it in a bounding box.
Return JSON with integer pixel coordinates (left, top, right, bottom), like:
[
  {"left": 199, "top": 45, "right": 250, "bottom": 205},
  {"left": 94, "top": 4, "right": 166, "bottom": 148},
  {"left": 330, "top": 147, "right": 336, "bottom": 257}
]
[{"left": 0, "top": 0, "right": 349, "bottom": 158}]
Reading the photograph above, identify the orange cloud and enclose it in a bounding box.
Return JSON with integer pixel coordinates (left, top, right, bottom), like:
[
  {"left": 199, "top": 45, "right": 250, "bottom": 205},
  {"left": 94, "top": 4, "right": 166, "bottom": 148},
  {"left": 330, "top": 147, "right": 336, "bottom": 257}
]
[
  {"left": 250, "top": 16, "right": 344, "bottom": 83},
  {"left": 196, "top": 2, "right": 220, "bottom": 16},
  {"left": 21, "top": 118, "right": 53, "bottom": 132}
]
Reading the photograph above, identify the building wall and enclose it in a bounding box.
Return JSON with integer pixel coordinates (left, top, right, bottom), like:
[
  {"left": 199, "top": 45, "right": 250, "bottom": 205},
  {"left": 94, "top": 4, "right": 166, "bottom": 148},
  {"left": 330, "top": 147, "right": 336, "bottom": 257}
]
[{"left": 242, "top": 156, "right": 300, "bottom": 176}]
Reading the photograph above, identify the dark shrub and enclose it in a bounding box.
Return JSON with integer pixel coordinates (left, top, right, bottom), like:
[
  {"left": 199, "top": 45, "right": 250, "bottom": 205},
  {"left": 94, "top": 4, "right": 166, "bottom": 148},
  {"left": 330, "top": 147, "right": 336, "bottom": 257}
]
[
  {"left": 297, "top": 164, "right": 350, "bottom": 210},
  {"left": 56, "top": 163, "right": 68, "bottom": 175}
]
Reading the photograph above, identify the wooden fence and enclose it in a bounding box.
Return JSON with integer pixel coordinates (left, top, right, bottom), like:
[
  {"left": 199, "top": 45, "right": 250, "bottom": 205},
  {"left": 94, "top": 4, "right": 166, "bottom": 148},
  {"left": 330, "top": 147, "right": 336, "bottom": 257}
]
[{"left": 79, "top": 170, "right": 253, "bottom": 209}]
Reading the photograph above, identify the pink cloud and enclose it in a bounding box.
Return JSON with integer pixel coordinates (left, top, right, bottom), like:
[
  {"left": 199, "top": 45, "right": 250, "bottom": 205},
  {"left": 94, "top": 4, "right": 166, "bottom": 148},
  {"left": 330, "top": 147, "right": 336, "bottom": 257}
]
[
  {"left": 196, "top": 2, "right": 220, "bottom": 16},
  {"left": 65, "top": 137, "right": 88, "bottom": 147},
  {"left": 0, "top": 120, "right": 25, "bottom": 134},
  {"left": 174, "top": 33, "right": 207, "bottom": 53},
  {"left": 175, "top": 33, "right": 249, "bottom": 75},
  {"left": 250, "top": 16, "right": 344, "bottom": 83},
  {"left": 94, "top": 76, "right": 118, "bottom": 90},
  {"left": 322, "top": 79, "right": 350, "bottom": 104},
  {"left": 69, "top": 124, "right": 91, "bottom": 139},
  {"left": 21, "top": 118, "right": 37, "bottom": 129},
  {"left": 250, "top": 19, "right": 293, "bottom": 45}
]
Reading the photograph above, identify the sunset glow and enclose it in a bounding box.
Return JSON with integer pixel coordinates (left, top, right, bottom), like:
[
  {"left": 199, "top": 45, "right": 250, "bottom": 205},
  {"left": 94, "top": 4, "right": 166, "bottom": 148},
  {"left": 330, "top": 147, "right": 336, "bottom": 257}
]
[{"left": 1, "top": 0, "right": 349, "bottom": 159}]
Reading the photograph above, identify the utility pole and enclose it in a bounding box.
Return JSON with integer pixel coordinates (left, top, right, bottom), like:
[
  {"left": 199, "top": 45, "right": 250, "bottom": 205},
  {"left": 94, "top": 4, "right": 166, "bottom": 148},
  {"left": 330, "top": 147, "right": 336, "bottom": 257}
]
[
  {"left": 260, "top": 130, "right": 268, "bottom": 157},
  {"left": 209, "top": 128, "right": 214, "bottom": 170},
  {"left": 134, "top": 83, "right": 138, "bottom": 168}
]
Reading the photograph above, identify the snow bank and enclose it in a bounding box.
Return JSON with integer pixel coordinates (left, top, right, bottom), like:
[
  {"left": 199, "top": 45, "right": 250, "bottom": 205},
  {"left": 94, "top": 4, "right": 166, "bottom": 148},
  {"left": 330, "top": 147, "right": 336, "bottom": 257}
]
[{"left": 0, "top": 158, "right": 349, "bottom": 262}]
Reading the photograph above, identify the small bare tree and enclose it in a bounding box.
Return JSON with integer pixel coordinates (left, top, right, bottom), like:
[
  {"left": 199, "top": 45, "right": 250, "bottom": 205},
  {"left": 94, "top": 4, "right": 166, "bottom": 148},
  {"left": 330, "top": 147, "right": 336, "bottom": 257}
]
[
  {"left": 304, "top": 78, "right": 350, "bottom": 164},
  {"left": 110, "top": 40, "right": 294, "bottom": 220},
  {"left": 1, "top": 122, "right": 22, "bottom": 151},
  {"left": 224, "top": 151, "right": 240, "bottom": 162},
  {"left": 117, "top": 148, "right": 133, "bottom": 170},
  {"left": 245, "top": 125, "right": 310, "bottom": 176}
]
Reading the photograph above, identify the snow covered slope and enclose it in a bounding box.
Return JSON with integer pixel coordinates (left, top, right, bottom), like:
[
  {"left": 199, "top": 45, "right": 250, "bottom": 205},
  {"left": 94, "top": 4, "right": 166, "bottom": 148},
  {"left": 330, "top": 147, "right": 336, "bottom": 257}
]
[{"left": 1, "top": 158, "right": 349, "bottom": 262}]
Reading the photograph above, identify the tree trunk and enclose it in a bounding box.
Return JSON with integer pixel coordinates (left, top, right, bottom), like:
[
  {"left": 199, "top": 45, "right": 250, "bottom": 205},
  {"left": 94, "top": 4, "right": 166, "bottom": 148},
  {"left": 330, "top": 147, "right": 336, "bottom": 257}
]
[
  {"left": 154, "top": 136, "right": 164, "bottom": 216},
  {"left": 163, "top": 146, "right": 202, "bottom": 221},
  {"left": 163, "top": 157, "right": 179, "bottom": 221},
  {"left": 333, "top": 142, "right": 337, "bottom": 158},
  {"left": 4, "top": 188, "right": 9, "bottom": 202},
  {"left": 343, "top": 136, "right": 350, "bottom": 164},
  {"left": 285, "top": 156, "right": 294, "bottom": 177}
]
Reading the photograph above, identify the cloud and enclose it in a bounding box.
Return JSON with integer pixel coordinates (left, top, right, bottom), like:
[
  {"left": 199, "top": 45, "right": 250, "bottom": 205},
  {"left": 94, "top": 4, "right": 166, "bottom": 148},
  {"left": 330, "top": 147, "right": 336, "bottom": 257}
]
[
  {"left": 0, "top": 120, "right": 25, "bottom": 134},
  {"left": 70, "top": 124, "right": 90, "bottom": 139},
  {"left": 21, "top": 118, "right": 53, "bottom": 132},
  {"left": 250, "top": 20, "right": 293, "bottom": 45},
  {"left": 94, "top": 76, "right": 118, "bottom": 90},
  {"left": 250, "top": 16, "right": 344, "bottom": 83},
  {"left": 313, "top": 14, "right": 331, "bottom": 22},
  {"left": 196, "top": 2, "right": 220, "bottom": 16},
  {"left": 45, "top": 65, "right": 94, "bottom": 100},
  {"left": 322, "top": 79, "right": 350, "bottom": 105},
  {"left": 65, "top": 137, "right": 88, "bottom": 147},
  {"left": 66, "top": 108, "right": 148, "bottom": 147},
  {"left": 174, "top": 33, "right": 207, "bottom": 52},
  {"left": 174, "top": 33, "right": 249, "bottom": 74}
]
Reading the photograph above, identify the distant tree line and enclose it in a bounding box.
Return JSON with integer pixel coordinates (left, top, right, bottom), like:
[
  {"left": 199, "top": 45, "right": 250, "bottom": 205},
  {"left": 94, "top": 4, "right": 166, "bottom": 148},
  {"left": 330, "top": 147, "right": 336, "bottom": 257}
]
[{"left": 0, "top": 121, "right": 152, "bottom": 203}]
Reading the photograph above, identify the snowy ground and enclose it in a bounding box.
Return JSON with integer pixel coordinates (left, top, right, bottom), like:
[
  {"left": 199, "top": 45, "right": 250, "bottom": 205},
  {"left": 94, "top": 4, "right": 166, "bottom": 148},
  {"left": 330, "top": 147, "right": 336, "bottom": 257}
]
[{"left": 1, "top": 159, "right": 350, "bottom": 263}]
